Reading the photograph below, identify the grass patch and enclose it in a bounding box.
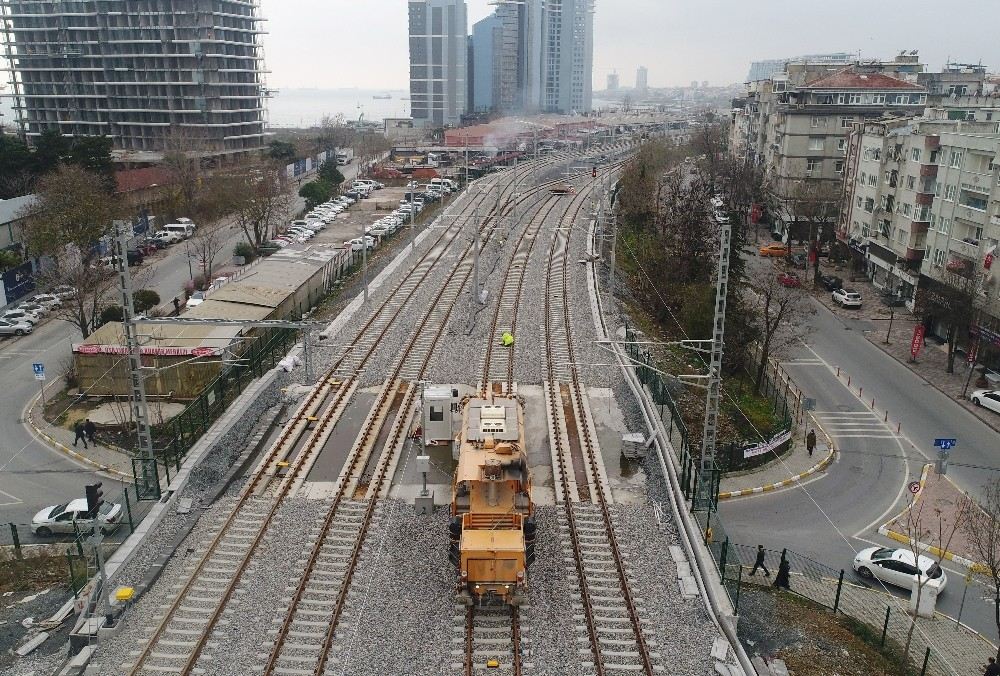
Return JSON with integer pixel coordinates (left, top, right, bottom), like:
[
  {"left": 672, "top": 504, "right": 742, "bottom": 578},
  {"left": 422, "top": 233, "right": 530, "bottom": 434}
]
[{"left": 0, "top": 550, "right": 74, "bottom": 596}]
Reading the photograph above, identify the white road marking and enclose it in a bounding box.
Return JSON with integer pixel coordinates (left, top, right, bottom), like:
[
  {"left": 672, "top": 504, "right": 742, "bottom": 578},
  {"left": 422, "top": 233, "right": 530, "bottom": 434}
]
[{"left": 0, "top": 488, "right": 22, "bottom": 506}]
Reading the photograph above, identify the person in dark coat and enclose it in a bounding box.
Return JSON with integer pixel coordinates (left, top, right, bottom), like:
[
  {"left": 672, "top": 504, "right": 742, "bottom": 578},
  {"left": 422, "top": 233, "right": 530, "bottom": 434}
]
[
  {"left": 806, "top": 429, "right": 817, "bottom": 457},
  {"left": 773, "top": 558, "right": 791, "bottom": 590},
  {"left": 172, "top": 297, "right": 181, "bottom": 315},
  {"left": 750, "top": 544, "right": 770, "bottom": 577},
  {"left": 985, "top": 658, "right": 1000, "bottom": 676},
  {"left": 73, "top": 421, "right": 88, "bottom": 449},
  {"left": 84, "top": 419, "right": 97, "bottom": 445}
]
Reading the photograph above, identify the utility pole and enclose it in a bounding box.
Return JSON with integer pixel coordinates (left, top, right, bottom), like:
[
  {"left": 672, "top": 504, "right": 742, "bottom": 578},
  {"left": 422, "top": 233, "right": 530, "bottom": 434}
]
[
  {"left": 472, "top": 205, "right": 482, "bottom": 305},
  {"left": 361, "top": 216, "right": 369, "bottom": 304},
  {"left": 696, "top": 218, "right": 732, "bottom": 512},
  {"left": 609, "top": 211, "right": 618, "bottom": 297},
  {"left": 113, "top": 223, "right": 159, "bottom": 498},
  {"left": 409, "top": 186, "right": 415, "bottom": 250}
]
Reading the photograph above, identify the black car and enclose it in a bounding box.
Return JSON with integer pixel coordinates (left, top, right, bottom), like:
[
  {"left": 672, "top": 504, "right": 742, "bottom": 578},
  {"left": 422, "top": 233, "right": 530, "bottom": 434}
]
[
  {"left": 344, "top": 190, "right": 362, "bottom": 200},
  {"left": 820, "top": 274, "right": 843, "bottom": 291}
]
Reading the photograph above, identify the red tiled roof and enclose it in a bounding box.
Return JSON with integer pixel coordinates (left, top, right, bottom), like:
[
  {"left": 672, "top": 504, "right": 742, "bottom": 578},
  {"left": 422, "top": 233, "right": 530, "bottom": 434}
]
[
  {"left": 115, "top": 167, "right": 172, "bottom": 193},
  {"left": 802, "top": 68, "right": 924, "bottom": 90}
]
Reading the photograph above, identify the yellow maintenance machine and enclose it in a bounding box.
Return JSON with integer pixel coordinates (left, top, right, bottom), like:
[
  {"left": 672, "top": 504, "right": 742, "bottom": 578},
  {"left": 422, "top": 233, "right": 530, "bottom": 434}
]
[{"left": 449, "top": 395, "right": 534, "bottom": 605}]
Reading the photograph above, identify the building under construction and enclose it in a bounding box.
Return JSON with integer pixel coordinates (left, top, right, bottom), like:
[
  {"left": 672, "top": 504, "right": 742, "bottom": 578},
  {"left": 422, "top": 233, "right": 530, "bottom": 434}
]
[{"left": 0, "top": 0, "right": 270, "bottom": 160}]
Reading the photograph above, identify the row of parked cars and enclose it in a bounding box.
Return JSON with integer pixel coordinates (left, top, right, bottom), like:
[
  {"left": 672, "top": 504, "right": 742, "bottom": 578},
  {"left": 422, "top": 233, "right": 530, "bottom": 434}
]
[{"left": 0, "top": 286, "right": 76, "bottom": 336}]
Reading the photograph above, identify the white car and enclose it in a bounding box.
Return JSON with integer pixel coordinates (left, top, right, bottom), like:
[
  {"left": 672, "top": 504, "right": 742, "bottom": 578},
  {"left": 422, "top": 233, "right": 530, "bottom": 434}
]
[
  {"left": 186, "top": 291, "right": 206, "bottom": 308},
  {"left": 853, "top": 547, "right": 947, "bottom": 592},
  {"left": 31, "top": 498, "right": 122, "bottom": 536},
  {"left": 0, "top": 318, "right": 33, "bottom": 336},
  {"left": 51, "top": 286, "right": 77, "bottom": 300},
  {"left": 970, "top": 389, "right": 1000, "bottom": 415},
  {"left": 32, "top": 294, "right": 63, "bottom": 310},
  {"left": 151, "top": 230, "right": 182, "bottom": 246},
  {"left": 1, "top": 308, "right": 41, "bottom": 325},
  {"left": 832, "top": 288, "right": 863, "bottom": 308},
  {"left": 18, "top": 301, "right": 50, "bottom": 318}
]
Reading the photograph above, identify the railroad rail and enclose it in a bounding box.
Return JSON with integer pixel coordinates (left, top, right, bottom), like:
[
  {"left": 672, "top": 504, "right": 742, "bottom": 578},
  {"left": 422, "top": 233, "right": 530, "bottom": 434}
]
[
  {"left": 542, "top": 168, "right": 660, "bottom": 676},
  {"left": 461, "top": 604, "right": 523, "bottom": 676},
  {"left": 124, "top": 155, "right": 569, "bottom": 676}
]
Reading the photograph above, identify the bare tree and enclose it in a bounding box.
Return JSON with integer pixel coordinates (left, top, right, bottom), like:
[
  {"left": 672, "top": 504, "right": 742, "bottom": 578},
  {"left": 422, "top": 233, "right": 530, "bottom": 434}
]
[
  {"left": 918, "top": 269, "right": 982, "bottom": 374},
  {"left": 187, "top": 222, "right": 229, "bottom": 286},
  {"left": 964, "top": 481, "right": 1000, "bottom": 659},
  {"left": 901, "top": 492, "right": 968, "bottom": 664},
  {"left": 232, "top": 165, "right": 294, "bottom": 249},
  {"left": 787, "top": 180, "right": 841, "bottom": 282},
  {"left": 19, "top": 166, "right": 121, "bottom": 338},
  {"left": 747, "top": 265, "right": 814, "bottom": 393}
]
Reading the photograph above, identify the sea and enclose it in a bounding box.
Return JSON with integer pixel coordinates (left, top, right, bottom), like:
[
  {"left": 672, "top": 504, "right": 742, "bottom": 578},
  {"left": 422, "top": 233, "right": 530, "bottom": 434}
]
[{"left": 0, "top": 88, "right": 412, "bottom": 133}]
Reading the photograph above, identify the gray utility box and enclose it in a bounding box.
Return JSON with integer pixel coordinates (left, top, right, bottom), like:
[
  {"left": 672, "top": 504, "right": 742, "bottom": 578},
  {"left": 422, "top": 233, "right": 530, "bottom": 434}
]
[{"left": 422, "top": 385, "right": 459, "bottom": 448}]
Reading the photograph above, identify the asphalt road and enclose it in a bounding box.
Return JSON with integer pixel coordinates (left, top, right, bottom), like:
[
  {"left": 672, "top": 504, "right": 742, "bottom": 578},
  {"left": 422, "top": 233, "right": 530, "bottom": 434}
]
[
  {"left": 720, "top": 276, "right": 1000, "bottom": 639},
  {"left": 0, "top": 164, "right": 355, "bottom": 542}
]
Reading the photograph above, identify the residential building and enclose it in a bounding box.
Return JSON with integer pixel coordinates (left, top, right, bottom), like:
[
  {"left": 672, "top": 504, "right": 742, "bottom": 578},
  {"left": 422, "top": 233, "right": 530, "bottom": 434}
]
[
  {"left": 745, "top": 53, "right": 854, "bottom": 84},
  {"left": 0, "top": 0, "right": 269, "bottom": 159},
  {"left": 471, "top": 13, "right": 500, "bottom": 112},
  {"left": 918, "top": 63, "right": 987, "bottom": 103},
  {"left": 607, "top": 72, "right": 619, "bottom": 92},
  {"left": 839, "top": 113, "right": 1000, "bottom": 343},
  {"left": 541, "top": 0, "right": 594, "bottom": 114},
  {"left": 0, "top": 193, "right": 35, "bottom": 251},
  {"left": 636, "top": 66, "right": 648, "bottom": 93},
  {"left": 409, "top": 0, "right": 469, "bottom": 127}
]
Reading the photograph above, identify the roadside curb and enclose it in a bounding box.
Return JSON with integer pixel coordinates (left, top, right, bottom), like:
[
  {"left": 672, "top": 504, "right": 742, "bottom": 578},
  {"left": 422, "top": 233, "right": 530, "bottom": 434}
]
[
  {"left": 877, "top": 463, "right": 989, "bottom": 573},
  {"left": 718, "top": 444, "right": 835, "bottom": 499},
  {"left": 24, "top": 393, "right": 131, "bottom": 480}
]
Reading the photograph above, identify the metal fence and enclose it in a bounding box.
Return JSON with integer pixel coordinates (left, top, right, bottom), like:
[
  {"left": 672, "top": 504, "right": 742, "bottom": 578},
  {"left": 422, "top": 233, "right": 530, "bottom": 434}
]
[{"left": 707, "top": 538, "right": 973, "bottom": 676}]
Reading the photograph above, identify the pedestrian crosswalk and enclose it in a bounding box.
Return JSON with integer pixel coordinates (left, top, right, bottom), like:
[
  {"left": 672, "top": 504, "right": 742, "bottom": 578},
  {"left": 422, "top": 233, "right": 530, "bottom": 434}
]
[{"left": 811, "top": 410, "right": 899, "bottom": 439}]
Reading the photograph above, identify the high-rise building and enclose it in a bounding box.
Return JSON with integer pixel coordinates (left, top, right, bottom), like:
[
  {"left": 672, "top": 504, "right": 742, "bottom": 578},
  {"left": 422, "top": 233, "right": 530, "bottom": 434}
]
[
  {"left": 468, "top": 0, "right": 544, "bottom": 115},
  {"left": 635, "top": 66, "right": 648, "bottom": 93},
  {"left": 607, "top": 72, "right": 619, "bottom": 92},
  {"left": 409, "top": 0, "right": 468, "bottom": 127},
  {"left": 0, "top": 0, "right": 269, "bottom": 158},
  {"left": 471, "top": 14, "right": 501, "bottom": 112},
  {"left": 541, "top": 0, "right": 594, "bottom": 114}
]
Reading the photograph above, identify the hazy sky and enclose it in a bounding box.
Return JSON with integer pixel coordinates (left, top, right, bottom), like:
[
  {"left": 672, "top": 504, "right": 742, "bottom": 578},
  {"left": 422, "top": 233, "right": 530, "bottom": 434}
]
[{"left": 262, "top": 0, "right": 1000, "bottom": 90}]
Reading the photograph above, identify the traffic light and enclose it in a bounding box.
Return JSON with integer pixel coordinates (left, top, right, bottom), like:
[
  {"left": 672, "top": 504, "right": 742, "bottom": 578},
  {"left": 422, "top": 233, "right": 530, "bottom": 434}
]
[
  {"left": 85, "top": 482, "right": 103, "bottom": 516},
  {"left": 592, "top": 166, "right": 598, "bottom": 178}
]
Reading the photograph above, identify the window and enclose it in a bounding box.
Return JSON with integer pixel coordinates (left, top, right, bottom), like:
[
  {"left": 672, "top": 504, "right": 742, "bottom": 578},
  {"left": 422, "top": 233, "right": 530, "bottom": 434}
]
[
  {"left": 960, "top": 191, "right": 988, "bottom": 211},
  {"left": 896, "top": 229, "right": 906, "bottom": 245},
  {"left": 940, "top": 217, "right": 951, "bottom": 235},
  {"left": 873, "top": 93, "right": 886, "bottom": 104},
  {"left": 863, "top": 146, "right": 882, "bottom": 161},
  {"left": 916, "top": 205, "right": 931, "bottom": 221},
  {"left": 929, "top": 150, "right": 940, "bottom": 164},
  {"left": 943, "top": 184, "right": 957, "bottom": 201},
  {"left": 810, "top": 116, "right": 826, "bottom": 128},
  {"left": 861, "top": 222, "right": 871, "bottom": 238},
  {"left": 808, "top": 137, "right": 824, "bottom": 151},
  {"left": 837, "top": 138, "right": 848, "bottom": 153},
  {"left": 901, "top": 203, "right": 913, "bottom": 217},
  {"left": 864, "top": 197, "right": 874, "bottom": 213},
  {"left": 860, "top": 171, "right": 867, "bottom": 185},
  {"left": 429, "top": 406, "right": 444, "bottom": 422},
  {"left": 867, "top": 173, "right": 877, "bottom": 187},
  {"left": 932, "top": 248, "right": 945, "bottom": 266},
  {"left": 840, "top": 116, "right": 854, "bottom": 128},
  {"left": 857, "top": 196, "right": 863, "bottom": 208},
  {"left": 906, "top": 175, "right": 916, "bottom": 190},
  {"left": 849, "top": 93, "right": 864, "bottom": 104},
  {"left": 806, "top": 159, "right": 821, "bottom": 174},
  {"left": 950, "top": 150, "right": 964, "bottom": 168},
  {"left": 911, "top": 147, "right": 922, "bottom": 162},
  {"left": 835, "top": 160, "right": 844, "bottom": 174},
  {"left": 880, "top": 195, "right": 889, "bottom": 210}
]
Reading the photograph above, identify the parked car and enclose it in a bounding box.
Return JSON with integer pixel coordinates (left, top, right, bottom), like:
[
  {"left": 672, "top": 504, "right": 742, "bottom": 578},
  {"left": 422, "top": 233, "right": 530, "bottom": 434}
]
[
  {"left": 819, "top": 274, "right": 843, "bottom": 292},
  {"left": 51, "top": 286, "right": 77, "bottom": 300},
  {"left": 970, "top": 389, "right": 1000, "bottom": 414},
  {"left": 1, "top": 308, "right": 42, "bottom": 325},
  {"left": 31, "top": 498, "right": 122, "bottom": 536},
  {"left": 151, "top": 230, "right": 182, "bottom": 246},
  {"left": 832, "top": 288, "right": 863, "bottom": 308},
  {"left": 0, "top": 318, "right": 33, "bottom": 336},
  {"left": 853, "top": 547, "right": 947, "bottom": 592},
  {"left": 186, "top": 291, "right": 206, "bottom": 308},
  {"left": 777, "top": 272, "right": 801, "bottom": 288},
  {"left": 18, "top": 302, "right": 50, "bottom": 318},
  {"left": 31, "top": 294, "right": 63, "bottom": 310},
  {"left": 759, "top": 243, "right": 788, "bottom": 257}
]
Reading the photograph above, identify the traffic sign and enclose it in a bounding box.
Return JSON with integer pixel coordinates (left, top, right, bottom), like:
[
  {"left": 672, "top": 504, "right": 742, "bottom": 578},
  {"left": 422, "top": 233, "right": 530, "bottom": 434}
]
[
  {"left": 32, "top": 362, "right": 45, "bottom": 381},
  {"left": 908, "top": 481, "right": 921, "bottom": 494},
  {"left": 934, "top": 438, "right": 957, "bottom": 450}
]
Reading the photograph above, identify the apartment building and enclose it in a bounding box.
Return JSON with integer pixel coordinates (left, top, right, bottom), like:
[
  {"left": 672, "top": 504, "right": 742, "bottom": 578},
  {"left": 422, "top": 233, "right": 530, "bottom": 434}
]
[
  {"left": 0, "top": 0, "right": 269, "bottom": 159},
  {"left": 409, "top": 0, "right": 469, "bottom": 127},
  {"left": 839, "top": 110, "right": 1000, "bottom": 342},
  {"left": 541, "top": 0, "right": 594, "bottom": 114}
]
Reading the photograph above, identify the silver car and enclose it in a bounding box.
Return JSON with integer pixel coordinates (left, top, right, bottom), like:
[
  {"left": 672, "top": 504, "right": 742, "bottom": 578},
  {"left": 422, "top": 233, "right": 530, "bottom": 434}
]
[
  {"left": 0, "top": 318, "right": 33, "bottom": 336},
  {"left": 31, "top": 498, "right": 122, "bottom": 536}
]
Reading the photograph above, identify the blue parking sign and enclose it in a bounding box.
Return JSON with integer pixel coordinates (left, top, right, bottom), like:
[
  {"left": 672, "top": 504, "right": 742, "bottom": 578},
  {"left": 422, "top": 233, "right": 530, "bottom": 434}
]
[{"left": 32, "top": 362, "right": 45, "bottom": 381}]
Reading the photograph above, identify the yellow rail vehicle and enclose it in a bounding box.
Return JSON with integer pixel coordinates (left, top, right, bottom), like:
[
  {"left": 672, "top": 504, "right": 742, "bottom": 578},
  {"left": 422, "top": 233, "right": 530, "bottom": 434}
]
[{"left": 449, "top": 396, "right": 535, "bottom": 605}]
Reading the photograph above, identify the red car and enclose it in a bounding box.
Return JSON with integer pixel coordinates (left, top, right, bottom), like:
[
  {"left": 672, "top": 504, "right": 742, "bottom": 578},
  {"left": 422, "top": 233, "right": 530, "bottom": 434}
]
[{"left": 777, "top": 272, "right": 801, "bottom": 288}]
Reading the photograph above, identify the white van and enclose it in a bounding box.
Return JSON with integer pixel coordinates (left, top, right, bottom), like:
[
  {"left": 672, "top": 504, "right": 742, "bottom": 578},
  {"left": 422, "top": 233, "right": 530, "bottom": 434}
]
[{"left": 163, "top": 223, "right": 195, "bottom": 239}]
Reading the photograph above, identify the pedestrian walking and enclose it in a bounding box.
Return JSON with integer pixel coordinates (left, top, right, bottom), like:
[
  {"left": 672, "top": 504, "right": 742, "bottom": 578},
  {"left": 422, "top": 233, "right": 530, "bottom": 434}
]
[
  {"left": 806, "top": 429, "right": 817, "bottom": 457},
  {"left": 84, "top": 419, "right": 97, "bottom": 445},
  {"left": 985, "top": 657, "right": 1000, "bottom": 676},
  {"left": 773, "top": 558, "right": 791, "bottom": 590},
  {"left": 172, "top": 296, "right": 181, "bottom": 315},
  {"left": 750, "top": 544, "right": 770, "bottom": 577},
  {"left": 73, "top": 421, "right": 88, "bottom": 449}
]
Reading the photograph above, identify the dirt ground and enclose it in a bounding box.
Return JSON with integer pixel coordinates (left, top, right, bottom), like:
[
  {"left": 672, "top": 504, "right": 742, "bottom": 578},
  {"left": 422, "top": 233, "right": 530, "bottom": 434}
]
[{"left": 738, "top": 586, "right": 912, "bottom": 676}]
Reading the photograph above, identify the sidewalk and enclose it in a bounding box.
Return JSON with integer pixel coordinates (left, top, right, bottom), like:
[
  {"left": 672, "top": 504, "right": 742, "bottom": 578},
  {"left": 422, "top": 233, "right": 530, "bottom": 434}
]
[
  {"left": 25, "top": 392, "right": 133, "bottom": 479},
  {"left": 718, "top": 433, "right": 834, "bottom": 499},
  {"left": 810, "top": 260, "right": 1000, "bottom": 435}
]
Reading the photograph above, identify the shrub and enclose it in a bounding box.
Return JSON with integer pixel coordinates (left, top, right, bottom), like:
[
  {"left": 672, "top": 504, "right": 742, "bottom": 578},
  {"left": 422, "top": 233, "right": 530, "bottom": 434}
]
[
  {"left": 100, "top": 305, "right": 124, "bottom": 324},
  {"left": 234, "top": 241, "right": 257, "bottom": 264},
  {"left": 132, "top": 289, "right": 161, "bottom": 314}
]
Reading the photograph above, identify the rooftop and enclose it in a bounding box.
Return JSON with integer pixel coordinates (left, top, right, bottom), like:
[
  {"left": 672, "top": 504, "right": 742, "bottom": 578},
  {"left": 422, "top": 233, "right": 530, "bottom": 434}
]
[
  {"left": 802, "top": 68, "right": 924, "bottom": 91},
  {"left": 0, "top": 194, "right": 38, "bottom": 225}
]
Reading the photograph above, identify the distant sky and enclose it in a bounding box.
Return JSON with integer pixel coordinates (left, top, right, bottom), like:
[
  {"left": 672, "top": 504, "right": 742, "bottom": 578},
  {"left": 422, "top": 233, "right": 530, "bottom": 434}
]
[{"left": 262, "top": 0, "right": 1000, "bottom": 90}]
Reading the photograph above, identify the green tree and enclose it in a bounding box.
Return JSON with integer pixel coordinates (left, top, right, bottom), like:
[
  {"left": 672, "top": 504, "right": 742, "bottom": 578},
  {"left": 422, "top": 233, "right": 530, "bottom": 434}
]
[
  {"left": 0, "top": 249, "right": 22, "bottom": 271},
  {"left": 67, "top": 136, "right": 115, "bottom": 190},
  {"left": 318, "top": 161, "right": 345, "bottom": 188},
  {"left": 299, "top": 179, "right": 332, "bottom": 210},
  {"left": 132, "top": 289, "right": 161, "bottom": 314},
  {"left": 99, "top": 305, "right": 124, "bottom": 325},
  {"left": 0, "top": 136, "right": 36, "bottom": 199},
  {"left": 32, "top": 130, "right": 69, "bottom": 174},
  {"left": 268, "top": 140, "right": 297, "bottom": 162}
]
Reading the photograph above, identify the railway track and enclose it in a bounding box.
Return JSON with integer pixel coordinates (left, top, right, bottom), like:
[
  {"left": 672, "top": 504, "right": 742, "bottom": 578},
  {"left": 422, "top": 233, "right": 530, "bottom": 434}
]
[
  {"left": 542, "top": 171, "right": 661, "bottom": 676},
  {"left": 459, "top": 604, "right": 523, "bottom": 676},
  {"left": 122, "top": 155, "right": 576, "bottom": 676}
]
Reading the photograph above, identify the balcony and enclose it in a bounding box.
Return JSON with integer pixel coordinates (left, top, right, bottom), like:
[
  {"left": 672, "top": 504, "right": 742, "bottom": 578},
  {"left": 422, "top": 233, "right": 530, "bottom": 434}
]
[
  {"left": 919, "top": 164, "right": 938, "bottom": 178},
  {"left": 910, "top": 220, "right": 929, "bottom": 235},
  {"left": 905, "top": 247, "right": 925, "bottom": 263},
  {"left": 924, "top": 135, "right": 940, "bottom": 150},
  {"left": 950, "top": 237, "right": 980, "bottom": 259},
  {"left": 915, "top": 192, "right": 934, "bottom": 206}
]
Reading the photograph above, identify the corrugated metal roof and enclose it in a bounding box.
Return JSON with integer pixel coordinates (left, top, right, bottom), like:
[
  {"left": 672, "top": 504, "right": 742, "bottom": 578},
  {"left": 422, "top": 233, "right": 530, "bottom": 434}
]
[
  {"left": 185, "top": 299, "right": 273, "bottom": 321},
  {"left": 83, "top": 320, "right": 242, "bottom": 349},
  {"left": 209, "top": 284, "right": 290, "bottom": 309},
  {"left": 0, "top": 194, "right": 38, "bottom": 225}
]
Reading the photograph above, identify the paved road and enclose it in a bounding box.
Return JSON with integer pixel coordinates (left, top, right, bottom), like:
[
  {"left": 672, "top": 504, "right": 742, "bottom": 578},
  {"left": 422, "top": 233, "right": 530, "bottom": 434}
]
[
  {"left": 720, "top": 287, "right": 1000, "bottom": 640},
  {"left": 0, "top": 163, "right": 358, "bottom": 540}
]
